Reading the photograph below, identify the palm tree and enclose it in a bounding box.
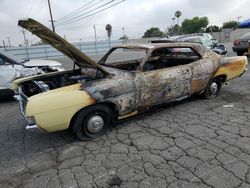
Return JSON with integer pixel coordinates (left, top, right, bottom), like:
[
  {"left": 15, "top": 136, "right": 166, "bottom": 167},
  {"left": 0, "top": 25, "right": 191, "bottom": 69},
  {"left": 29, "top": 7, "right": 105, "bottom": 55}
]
[
  {"left": 105, "top": 24, "right": 112, "bottom": 48},
  {"left": 175, "top": 10, "right": 182, "bottom": 25}
]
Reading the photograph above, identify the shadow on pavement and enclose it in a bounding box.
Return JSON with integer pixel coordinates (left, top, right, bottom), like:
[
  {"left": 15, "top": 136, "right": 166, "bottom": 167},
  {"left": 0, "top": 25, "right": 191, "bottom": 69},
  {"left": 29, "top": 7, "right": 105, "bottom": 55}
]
[{"left": 0, "top": 95, "right": 14, "bottom": 103}]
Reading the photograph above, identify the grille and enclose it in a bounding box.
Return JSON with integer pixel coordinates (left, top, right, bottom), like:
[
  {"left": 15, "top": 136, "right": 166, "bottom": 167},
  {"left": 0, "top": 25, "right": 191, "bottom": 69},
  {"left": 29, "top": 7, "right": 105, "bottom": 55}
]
[{"left": 18, "top": 87, "right": 28, "bottom": 115}]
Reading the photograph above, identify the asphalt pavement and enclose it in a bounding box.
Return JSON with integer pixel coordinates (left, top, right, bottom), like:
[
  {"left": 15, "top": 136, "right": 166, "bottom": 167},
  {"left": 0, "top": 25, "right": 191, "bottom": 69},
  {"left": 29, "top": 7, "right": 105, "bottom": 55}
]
[{"left": 1, "top": 43, "right": 250, "bottom": 188}]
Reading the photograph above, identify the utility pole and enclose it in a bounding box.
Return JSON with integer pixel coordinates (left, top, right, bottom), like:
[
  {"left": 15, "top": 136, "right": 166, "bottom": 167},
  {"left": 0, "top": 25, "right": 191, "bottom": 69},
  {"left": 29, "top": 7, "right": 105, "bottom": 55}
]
[
  {"left": 79, "top": 38, "right": 82, "bottom": 51},
  {"left": 22, "top": 29, "right": 29, "bottom": 60},
  {"left": 237, "top": 16, "right": 242, "bottom": 23},
  {"left": 172, "top": 17, "right": 176, "bottom": 36},
  {"left": 7, "top": 37, "right": 11, "bottom": 47},
  {"left": 2, "top": 40, "right": 6, "bottom": 49},
  {"left": 122, "top": 27, "right": 125, "bottom": 44},
  {"left": 93, "top": 24, "right": 97, "bottom": 54},
  {"left": 22, "top": 29, "right": 28, "bottom": 45},
  {"left": 48, "top": 0, "right": 55, "bottom": 32},
  {"left": 172, "top": 17, "right": 175, "bottom": 26}
]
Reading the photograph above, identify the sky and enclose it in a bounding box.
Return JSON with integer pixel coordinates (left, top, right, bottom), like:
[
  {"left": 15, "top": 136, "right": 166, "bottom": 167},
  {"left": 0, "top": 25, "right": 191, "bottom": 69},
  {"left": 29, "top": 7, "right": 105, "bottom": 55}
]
[{"left": 0, "top": 0, "right": 249, "bottom": 46}]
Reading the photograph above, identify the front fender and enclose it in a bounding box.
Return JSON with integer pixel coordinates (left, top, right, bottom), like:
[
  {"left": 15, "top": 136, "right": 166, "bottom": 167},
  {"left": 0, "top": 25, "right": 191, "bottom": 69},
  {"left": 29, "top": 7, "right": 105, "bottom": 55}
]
[{"left": 26, "top": 83, "right": 96, "bottom": 132}]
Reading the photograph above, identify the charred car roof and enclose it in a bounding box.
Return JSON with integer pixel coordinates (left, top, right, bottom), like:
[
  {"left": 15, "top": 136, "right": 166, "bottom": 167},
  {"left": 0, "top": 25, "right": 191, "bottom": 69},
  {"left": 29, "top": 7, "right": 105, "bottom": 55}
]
[
  {"left": 113, "top": 42, "right": 205, "bottom": 49},
  {"left": 112, "top": 42, "right": 209, "bottom": 56}
]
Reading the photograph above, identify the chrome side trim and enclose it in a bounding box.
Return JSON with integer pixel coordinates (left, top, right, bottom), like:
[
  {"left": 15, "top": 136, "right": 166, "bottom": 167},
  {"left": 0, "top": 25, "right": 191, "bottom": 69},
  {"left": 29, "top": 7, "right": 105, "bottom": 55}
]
[
  {"left": 26, "top": 125, "right": 37, "bottom": 129},
  {"left": 14, "top": 95, "right": 20, "bottom": 101}
]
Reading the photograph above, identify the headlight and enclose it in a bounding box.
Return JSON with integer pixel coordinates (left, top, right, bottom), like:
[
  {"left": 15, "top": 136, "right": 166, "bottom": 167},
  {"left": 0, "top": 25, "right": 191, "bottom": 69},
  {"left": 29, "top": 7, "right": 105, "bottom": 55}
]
[{"left": 26, "top": 116, "right": 36, "bottom": 125}]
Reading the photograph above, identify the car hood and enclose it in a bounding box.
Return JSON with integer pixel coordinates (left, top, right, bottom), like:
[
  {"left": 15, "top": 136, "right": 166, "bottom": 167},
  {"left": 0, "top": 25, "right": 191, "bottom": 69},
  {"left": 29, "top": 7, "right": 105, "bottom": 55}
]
[
  {"left": 24, "top": 59, "right": 61, "bottom": 67},
  {"left": 18, "top": 18, "right": 109, "bottom": 75}
]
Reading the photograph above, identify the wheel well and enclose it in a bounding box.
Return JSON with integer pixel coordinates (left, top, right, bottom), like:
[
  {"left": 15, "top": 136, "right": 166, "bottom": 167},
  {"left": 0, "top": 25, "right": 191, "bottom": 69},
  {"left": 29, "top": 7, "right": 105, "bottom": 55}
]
[
  {"left": 214, "top": 75, "right": 227, "bottom": 83},
  {"left": 68, "top": 102, "right": 118, "bottom": 130}
]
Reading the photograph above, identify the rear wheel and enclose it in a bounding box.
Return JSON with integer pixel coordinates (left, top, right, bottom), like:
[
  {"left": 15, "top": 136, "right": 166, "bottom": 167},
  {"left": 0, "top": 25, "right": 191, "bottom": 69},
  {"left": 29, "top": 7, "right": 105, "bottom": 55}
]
[
  {"left": 72, "top": 104, "right": 113, "bottom": 141},
  {"left": 203, "top": 79, "right": 222, "bottom": 99}
]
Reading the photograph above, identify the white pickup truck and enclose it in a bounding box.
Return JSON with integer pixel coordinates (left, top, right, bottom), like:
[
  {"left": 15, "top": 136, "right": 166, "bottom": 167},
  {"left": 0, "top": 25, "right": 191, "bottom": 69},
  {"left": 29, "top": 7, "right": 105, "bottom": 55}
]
[{"left": 0, "top": 49, "right": 64, "bottom": 97}]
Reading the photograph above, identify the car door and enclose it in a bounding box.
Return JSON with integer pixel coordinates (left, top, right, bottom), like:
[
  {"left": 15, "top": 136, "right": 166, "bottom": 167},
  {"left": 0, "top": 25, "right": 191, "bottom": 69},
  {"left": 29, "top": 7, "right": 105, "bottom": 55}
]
[
  {"left": 134, "top": 47, "right": 193, "bottom": 109},
  {"left": 189, "top": 56, "right": 216, "bottom": 94}
]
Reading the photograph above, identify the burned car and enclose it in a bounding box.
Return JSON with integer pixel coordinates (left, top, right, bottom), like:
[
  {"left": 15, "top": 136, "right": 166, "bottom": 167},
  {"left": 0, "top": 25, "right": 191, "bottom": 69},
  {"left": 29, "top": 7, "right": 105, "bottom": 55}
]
[{"left": 14, "top": 19, "right": 248, "bottom": 140}]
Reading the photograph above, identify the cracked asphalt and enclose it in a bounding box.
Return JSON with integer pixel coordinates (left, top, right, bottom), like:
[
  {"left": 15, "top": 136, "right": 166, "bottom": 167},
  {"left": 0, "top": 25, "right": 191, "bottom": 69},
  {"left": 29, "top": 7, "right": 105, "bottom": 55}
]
[{"left": 0, "top": 47, "right": 250, "bottom": 188}]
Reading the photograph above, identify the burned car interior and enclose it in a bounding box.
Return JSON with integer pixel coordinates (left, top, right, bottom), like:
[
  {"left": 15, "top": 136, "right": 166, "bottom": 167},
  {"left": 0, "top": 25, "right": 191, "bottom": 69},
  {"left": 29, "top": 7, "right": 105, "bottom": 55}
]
[
  {"left": 143, "top": 47, "right": 201, "bottom": 71},
  {"left": 99, "top": 47, "right": 146, "bottom": 71},
  {"left": 99, "top": 46, "right": 201, "bottom": 72}
]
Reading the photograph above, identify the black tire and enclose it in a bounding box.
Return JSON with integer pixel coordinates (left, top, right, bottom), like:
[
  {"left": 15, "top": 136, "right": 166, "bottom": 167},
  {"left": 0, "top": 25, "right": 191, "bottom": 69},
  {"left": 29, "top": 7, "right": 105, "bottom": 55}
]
[
  {"left": 237, "top": 52, "right": 244, "bottom": 56},
  {"left": 72, "top": 104, "right": 113, "bottom": 141},
  {"left": 203, "top": 79, "right": 222, "bottom": 99}
]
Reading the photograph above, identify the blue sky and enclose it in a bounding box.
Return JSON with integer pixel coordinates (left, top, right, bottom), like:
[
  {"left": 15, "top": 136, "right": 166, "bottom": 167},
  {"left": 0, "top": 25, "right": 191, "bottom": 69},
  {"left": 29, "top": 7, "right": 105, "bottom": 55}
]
[{"left": 0, "top": 0, "right": 249, "bottom": 45}]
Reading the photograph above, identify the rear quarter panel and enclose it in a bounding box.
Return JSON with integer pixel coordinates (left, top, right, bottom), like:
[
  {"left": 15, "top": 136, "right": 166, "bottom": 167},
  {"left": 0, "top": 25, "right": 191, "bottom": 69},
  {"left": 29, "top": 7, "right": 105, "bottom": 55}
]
[{"left": 213, "top": 56, "right": 248, "bottom": 80}]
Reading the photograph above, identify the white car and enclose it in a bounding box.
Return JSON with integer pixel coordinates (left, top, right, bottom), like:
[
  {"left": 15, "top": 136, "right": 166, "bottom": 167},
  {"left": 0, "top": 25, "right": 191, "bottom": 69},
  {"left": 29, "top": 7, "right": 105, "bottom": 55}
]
[{"left": 0, "top": 49, "right": 64, "bottom": 97}]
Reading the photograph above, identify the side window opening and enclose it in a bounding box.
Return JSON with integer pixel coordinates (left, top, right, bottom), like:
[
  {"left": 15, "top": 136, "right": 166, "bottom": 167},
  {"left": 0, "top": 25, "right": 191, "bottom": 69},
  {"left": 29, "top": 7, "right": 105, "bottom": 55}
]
[
  {"left": 102, "top": 48, "right": 147, "bottom": 71},
  {"left": 144, "top": 47, "right": 200, "bottom": 71}
]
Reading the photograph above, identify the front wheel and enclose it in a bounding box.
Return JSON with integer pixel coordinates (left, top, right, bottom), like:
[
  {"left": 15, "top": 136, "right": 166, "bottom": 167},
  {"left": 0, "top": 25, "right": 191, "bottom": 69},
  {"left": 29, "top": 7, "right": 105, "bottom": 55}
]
[
  {"left": 72, "top": 104, "right": 113, "bottom": 141},
  {"left": 203, "top": 79, "right": 222, "bottom": 99}
]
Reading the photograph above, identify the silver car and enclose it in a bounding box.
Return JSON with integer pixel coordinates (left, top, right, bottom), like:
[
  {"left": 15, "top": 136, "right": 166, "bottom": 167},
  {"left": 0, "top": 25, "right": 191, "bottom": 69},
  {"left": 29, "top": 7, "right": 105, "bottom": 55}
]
[
  {"left": 0, "top": 49, "right": 64, "bottom": 98},
  {"left": 232, "top": 32, "right": 250, "bottom": 56}
]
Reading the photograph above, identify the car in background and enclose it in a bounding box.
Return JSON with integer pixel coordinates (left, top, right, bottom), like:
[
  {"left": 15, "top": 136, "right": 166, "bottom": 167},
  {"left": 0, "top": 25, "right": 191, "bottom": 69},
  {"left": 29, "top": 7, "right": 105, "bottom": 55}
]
[
  {"left": 232, "top": 32, "right": 250, "bottom": 56},
  {"left": 151, "top": 35, "right": 227, "bottom": 55},
  {"left": 14, "top": 18, "right": 247, "bottom": 141},
  {"left": 177, "top": 36, "right": 227, "bottom": 55},
  {"left": 0, "top": 49, "right": 64, "bottom": 98}
]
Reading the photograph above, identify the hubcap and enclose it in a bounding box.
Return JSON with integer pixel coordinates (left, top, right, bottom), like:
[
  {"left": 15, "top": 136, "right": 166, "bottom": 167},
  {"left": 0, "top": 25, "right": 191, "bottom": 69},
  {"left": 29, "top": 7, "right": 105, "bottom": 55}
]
[
  {"left": 210, "top": 82, "right": 218, "bottom": 95},
  {"left": 86, "top": 115, "right": 104, "bottom": 134}
]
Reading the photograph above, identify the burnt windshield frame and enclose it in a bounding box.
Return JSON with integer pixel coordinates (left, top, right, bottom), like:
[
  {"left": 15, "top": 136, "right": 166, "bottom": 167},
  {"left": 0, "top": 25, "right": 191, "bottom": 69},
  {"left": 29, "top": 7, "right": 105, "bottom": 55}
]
[{"left": 98, "top": 47, "right": 148, "bottom": 66}]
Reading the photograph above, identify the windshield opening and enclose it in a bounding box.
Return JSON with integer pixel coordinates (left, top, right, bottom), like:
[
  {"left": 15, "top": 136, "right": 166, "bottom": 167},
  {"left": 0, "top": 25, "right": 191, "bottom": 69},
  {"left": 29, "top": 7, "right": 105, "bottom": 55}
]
[{"left": 101, "top": 47, "right": 148, "bottom": 71}]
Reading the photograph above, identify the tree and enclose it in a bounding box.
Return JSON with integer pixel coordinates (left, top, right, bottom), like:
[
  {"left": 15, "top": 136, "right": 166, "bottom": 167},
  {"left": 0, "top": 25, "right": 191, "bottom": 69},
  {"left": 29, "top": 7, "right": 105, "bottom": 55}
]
[
  {"left": 105, "top": 24, "right": 112, "bottom": 47},
  {"left": 205, "top": 25, "right": 221, "bottom": 33},
  {"left": 119, "top": 35, "right": 128, "bottom": 40},
  {"left": 182, "top": 16, "right": 209, "bottom": 34},
  {"left": 168, "top": 24, "right": 182, "bottom": 36},
  {"left": 175, "top": 10, "right": 182, "bottom": 25},
  {"left": 222, "top": 21, "right": 238, "bottom": 29},
  {"left": 142, "top": 27, "right": 164, "bottom": 38}
]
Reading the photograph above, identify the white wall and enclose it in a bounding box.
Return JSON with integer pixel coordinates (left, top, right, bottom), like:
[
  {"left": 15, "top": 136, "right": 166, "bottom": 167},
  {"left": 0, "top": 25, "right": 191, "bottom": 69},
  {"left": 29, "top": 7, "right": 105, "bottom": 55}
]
[{"left": 211, "top": 28, "right": 250, "bottom": 42}]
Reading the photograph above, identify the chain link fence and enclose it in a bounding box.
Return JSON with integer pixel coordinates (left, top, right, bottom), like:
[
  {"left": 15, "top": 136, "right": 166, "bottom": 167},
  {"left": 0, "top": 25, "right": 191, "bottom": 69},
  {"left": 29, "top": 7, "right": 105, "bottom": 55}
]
[{"left": 2, "top": 40, "right": 123, "bottom": 60}]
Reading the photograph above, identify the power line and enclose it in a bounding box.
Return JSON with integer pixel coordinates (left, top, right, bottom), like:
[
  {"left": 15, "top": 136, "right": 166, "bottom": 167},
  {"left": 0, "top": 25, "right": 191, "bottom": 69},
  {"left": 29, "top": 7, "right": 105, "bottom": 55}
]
[
  {"left": 56, "top": 0, "right": 125, "bottom": 26},
  {"left": 26, "top": 0, "right": 44, "bottom": 18},
  {"left": 57, "top": 23, "right": 164, "bottom": 32},
  {"left": 56, "top": 0, "right": 116, "bottom": 26},
  {"left": 36, "top": 0, "right": 48, "bottom": 18},
  {"left": 56, "top": 0, "right": 97, "bottom": 22}
]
